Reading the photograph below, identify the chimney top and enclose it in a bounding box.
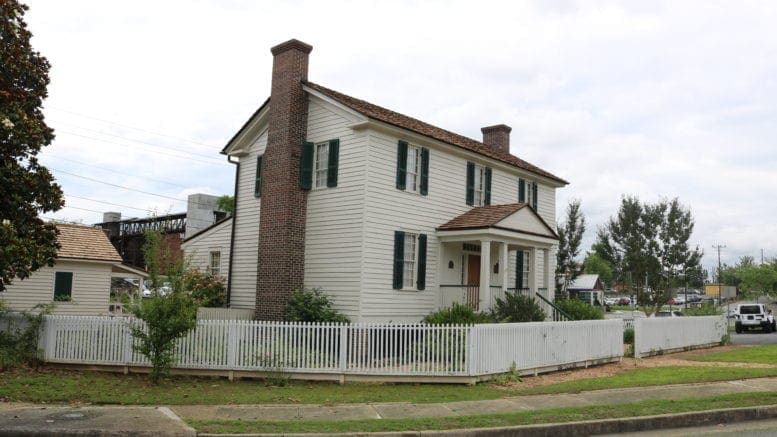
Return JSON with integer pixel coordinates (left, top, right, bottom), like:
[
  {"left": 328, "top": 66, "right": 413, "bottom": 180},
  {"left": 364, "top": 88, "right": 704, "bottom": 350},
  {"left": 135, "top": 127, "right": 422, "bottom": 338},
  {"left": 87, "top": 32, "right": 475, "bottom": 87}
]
[
  {"left": 271, "top": 39, "right": 313, "bottom": 56},
  {"left": 481, "top": 124, "right": 512, "bottom": 154}
]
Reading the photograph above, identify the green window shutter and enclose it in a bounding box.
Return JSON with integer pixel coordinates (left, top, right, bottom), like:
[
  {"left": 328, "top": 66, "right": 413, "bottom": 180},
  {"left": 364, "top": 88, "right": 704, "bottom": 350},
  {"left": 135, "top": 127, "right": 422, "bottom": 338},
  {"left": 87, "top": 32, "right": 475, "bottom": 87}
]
[
  {"left": 392, "top": 231, "right": 405, "bottom": 289},
  {"left": 54, "top": 271, "right": 73, "bottom": 299},
  {"left": 396, "top": 140, "right": 408, "bottom": 190},
  {"left": 300, "top": 142, "right": 314, "bottom": 190},
  {"left": 419, "top": 148, "right": 429, "bottom": 196},
  {"left": 518, "top": 178, "right": 525, "bottom": 203},
  {"left": 416, "top": 234, "right": 427, "bottom": 290},
  {"left": 327, "top": 139, "right": 339, "bottom": 187},
  {"left": 254, "top": 155, "right": 263, "bottom": 198},
  {"left": 465, "top": 162, "right": 475, "bottom": 205},
  {"left": 532, "top": 183, "right": 538, "bottom": 210},
  {"left": 484, "top": 167, "right": 492, "bottom": 206},
  {"left": 515, "top": 251, "right": 524, "bottom": 289}
]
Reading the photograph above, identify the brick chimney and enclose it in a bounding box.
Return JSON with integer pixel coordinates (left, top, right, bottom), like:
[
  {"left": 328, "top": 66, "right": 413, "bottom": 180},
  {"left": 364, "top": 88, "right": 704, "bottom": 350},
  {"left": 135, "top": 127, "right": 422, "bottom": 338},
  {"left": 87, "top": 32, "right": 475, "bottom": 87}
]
[
  {"left": 255, "top": 39, "right": 313, "bottom": 320},
  {"left": 481, "top": 124, "right": 512, "bottom": 154}
]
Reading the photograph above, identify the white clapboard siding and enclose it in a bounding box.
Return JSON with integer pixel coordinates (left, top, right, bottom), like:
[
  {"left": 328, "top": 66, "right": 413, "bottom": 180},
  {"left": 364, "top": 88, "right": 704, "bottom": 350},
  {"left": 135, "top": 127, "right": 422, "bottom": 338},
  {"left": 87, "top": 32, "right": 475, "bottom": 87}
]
[
  {"left": 634, "top": 315, "right": 728, "bottom": 358},
  {"left": 360, "top": 129, "right": 559, "bottom": 322},
  {"left": 182, "top": 218, "right": 232, "bottom": 282},
  {"left": 302, "top": 97, "right": 367, "bottom": 320},
  {"left": 39, "top": 316, "right": 632, "bottom": 380},
  {"left": 1, "top": 260, "right": 112, "bottom": 316},
  {"left": 229, "top": 131, "right": 267, "bottom": 309}
]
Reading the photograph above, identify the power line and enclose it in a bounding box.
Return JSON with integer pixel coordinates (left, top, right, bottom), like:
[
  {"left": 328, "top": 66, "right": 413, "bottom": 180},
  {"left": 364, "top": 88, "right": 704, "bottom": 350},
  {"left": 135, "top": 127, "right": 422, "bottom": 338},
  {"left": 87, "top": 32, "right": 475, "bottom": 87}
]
[
  {"left": 56, "top": 123, "right": 220, "bottom": 160},
  {"left": 42, "top": 155, "right": 191, "bottom": 189},
  {"left": 47, "top": 106, "right": 218, "bottom": 149},
  {"left": 51, "top": 168, "right": 187, "bottom": 202},
  {"left": 67, "top": 195, "right": 153, "bottom": 213},
  {"left": 57, "top": 131, "right": 226, "bottom": 166}
]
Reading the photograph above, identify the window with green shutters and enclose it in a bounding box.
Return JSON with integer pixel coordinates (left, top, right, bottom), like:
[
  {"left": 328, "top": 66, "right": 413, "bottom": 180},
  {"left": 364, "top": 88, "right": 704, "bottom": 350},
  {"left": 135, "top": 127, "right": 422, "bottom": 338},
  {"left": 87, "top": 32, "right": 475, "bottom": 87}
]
[
  {"left": 396, "top": 140, "right": 429, "bottom": 195},
  {"left": 518, "top": 178, "right": 526, "bottom": 203},
  {"left": 300, "top": 139, "right": 339, "bottom": 190},
  {"left": 466, "top": 162, "right": 491, "bottom": 206},
  {"left": 392, "top": 231, "right": 427, "bottom": 290},
  {"left": 519, "top": 178, "right": 538, "bottom": 210},
  {"left": 53, "top": 271, "right": 73, "bottom": 301},
  {"left": 254, "top": 155, "right": 263, "bottom": 198}
]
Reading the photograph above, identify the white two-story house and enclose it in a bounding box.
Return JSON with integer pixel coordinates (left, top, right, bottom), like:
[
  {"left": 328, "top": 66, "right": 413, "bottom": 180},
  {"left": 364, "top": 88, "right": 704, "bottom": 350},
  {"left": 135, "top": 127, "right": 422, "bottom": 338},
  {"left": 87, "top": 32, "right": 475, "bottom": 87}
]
[{"left": 184, "top": 39, "right": 568, "bottom": 323}]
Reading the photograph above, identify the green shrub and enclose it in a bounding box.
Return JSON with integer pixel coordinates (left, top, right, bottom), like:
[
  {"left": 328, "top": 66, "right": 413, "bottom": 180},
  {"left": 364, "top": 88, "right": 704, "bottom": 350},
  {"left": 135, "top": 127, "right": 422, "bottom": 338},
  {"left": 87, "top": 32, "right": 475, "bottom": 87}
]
[
  {"left": 623, "top": 327, "right": 635, "bottom": 345},
  {"left": 555, "top": 299, "right": 605, "bottom": 320},
  {"left": 684, "top": 303, "right": 722, "bottom": 316},
  {"left": 491, "top": 292, "right": 546, "bottom": 323},
  {"left": 184, "top": 269, "right": 226, "bottom": 307},
  {"left": 0, "top": 302, "right": 52, "bottom": 370},
  {"left": 283, "top": 288, "right": 349, "bottom": 323},
  {"left": 423, "top": 303, "right": 493, "bottom": 324}
]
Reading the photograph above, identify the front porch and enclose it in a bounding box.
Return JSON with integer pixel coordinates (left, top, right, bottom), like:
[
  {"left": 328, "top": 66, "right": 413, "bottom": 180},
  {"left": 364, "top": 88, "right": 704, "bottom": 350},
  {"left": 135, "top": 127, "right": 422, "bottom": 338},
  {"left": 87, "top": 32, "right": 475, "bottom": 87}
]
[{"left": 434, "top": 203, "right": 561, "bottom": 319}]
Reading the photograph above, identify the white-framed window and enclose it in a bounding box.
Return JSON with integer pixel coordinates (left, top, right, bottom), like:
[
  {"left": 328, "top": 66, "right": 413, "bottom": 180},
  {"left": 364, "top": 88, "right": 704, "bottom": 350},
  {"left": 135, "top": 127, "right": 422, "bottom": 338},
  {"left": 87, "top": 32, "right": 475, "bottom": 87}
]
[
  {"left": 473, "top": 165, "right": 485, "bottom": 206},
  {"left": 405, "top": 145, "right": 421, "bottom": 193},
  {"left": 521, "top": 250, "right": 530, "bottom": 289},
  {"left": 314, "top": 142, "right": 329, "bottom": 188},
  {"left": 209, "top": 251, "right": 221, "bottom": 276},
  {"left": 403, "top": 233, "right": 418, "bottom": 289}
]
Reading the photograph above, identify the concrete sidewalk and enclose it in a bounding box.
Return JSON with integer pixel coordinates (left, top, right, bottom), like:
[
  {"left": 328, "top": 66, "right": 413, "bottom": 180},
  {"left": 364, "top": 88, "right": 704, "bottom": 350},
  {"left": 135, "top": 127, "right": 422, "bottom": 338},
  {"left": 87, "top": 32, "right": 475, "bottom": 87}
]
[
  {"left": 172, "top": 377, "right": 777, "bottom": 423},
  {"left": 2, "top": 377, "right": 777, "bottom": 436}
]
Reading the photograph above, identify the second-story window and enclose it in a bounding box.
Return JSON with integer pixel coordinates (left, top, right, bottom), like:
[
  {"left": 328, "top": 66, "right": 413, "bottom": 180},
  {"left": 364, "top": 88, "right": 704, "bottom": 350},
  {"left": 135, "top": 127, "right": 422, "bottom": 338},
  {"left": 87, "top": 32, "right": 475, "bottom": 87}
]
[
  {"left": 405, "top": 145, "right": 421, "bottom": 192},
  {"left": 466, "top": 162, "right": 491, "bottom": 206},
  {"left": 396, "top": 141, "right": 429, "bottom": 195},
  {"left": 519, "top": 178, "right": 538, "bottom": 210},
  {"left": 315, "top": 142, "right": 329, "bottom": 188}
]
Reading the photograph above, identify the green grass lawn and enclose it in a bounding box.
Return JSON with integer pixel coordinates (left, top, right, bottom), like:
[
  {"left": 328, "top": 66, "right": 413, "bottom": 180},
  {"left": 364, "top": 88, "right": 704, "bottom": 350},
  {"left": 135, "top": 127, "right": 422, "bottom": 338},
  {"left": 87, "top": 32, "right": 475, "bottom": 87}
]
[
  {"left": 190, "top": 391, "right": 777, "bottom": 434},
  {"left": 690, "top": 345, "right": 777, "bottom": 364},
  {"left": 4, "top": 364, "right": 777, "bottom": 405},
  {"left": 514, "top": 366, "right": 777, "bottom": 395}
]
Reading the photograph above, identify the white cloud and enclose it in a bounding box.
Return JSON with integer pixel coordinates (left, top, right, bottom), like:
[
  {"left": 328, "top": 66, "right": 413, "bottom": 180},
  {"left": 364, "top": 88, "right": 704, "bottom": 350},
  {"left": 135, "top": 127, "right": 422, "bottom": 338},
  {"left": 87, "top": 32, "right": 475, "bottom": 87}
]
[{"left": 25, "top": 0, "right": 777, "bottom": 269}]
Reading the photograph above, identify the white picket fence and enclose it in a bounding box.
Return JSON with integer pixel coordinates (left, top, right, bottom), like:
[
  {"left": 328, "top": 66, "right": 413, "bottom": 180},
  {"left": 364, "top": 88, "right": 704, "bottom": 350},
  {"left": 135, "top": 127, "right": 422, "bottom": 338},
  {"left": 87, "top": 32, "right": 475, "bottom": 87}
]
[
  {"left": 634, "top": 315, "right": 728, "bottom": 358},
  {"left": 38, "top": 315, "right": 624, "bottom": 381}
]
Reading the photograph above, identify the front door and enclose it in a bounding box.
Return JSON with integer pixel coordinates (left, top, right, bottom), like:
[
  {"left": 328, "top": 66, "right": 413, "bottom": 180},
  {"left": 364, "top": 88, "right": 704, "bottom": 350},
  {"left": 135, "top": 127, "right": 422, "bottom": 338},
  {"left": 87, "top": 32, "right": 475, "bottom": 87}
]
[{"left": 467, "top": 255, "right": 480, "bottom": 310}]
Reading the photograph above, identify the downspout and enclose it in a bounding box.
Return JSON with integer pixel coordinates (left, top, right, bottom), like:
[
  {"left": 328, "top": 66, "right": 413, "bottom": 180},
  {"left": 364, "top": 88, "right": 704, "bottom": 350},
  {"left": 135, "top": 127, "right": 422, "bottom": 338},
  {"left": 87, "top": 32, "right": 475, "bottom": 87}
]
[{"left": 226, "top": 155, "right": 239, "bottom": 306}]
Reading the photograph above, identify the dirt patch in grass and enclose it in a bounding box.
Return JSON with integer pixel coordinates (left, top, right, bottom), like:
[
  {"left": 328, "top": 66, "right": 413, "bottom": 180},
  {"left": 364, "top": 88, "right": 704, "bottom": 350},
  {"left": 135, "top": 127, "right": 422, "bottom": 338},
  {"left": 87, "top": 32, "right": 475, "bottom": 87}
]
[{"left": 499, "top": 345, "right": 777, "bottom": 390}]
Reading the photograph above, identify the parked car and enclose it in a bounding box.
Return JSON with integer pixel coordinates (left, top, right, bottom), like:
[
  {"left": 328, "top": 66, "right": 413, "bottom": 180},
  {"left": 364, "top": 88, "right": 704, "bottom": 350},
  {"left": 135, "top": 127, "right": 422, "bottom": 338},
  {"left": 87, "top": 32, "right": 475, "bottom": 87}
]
[
  {"left": 651, "top": 310, "right": 684, "bottom": 318},
  {"left": 734, "top": 304, "right": 775, "bottom": 333},
  {"left": 141, "top": 280, "right": 172, "bottom": 298},
  {"left": 617, "top": 297, "right": 632, "bottom": 305},
  {"left": 605, "top": 297, "right": 619, "bottom": 306}
]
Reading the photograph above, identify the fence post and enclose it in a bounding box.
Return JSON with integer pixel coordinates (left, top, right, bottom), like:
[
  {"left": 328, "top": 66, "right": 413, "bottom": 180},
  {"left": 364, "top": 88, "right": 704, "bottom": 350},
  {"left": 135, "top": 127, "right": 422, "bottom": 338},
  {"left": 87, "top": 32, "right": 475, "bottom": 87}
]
[
  {"left": 42, "top": 315, "right": 55, "bottom": 362},
  {"left": 227, "top": 321, "right": 237, "bottom": 370},
  {"left": 338, "top": 323, "right": 348, "bottom": 383},
  {"left": 633, "top": 318, "right": 641, "bottom": 359},
  {"left": 467, "top": 325, "right": 477, "bottom": 377},
  {"left": 123, "top": 320, "right": 133, "bottom": 370}
]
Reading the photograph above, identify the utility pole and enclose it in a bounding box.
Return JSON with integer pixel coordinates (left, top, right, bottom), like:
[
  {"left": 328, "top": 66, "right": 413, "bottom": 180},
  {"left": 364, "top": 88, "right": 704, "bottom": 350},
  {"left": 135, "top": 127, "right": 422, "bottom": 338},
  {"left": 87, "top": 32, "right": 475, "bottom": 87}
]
[
  {"left": 712, "top": 244, "right": 726, "bottom": 305},
  {"left": 762, "top": 249, "right": 765, "bottom": 265}
]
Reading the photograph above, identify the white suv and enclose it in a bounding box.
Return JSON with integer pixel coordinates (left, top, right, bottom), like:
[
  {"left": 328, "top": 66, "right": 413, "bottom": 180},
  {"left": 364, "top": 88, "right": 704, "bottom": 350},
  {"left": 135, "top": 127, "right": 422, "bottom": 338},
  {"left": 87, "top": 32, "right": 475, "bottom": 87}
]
[{"left": 734, "top": 304, "right": 775, "bottom": 333}]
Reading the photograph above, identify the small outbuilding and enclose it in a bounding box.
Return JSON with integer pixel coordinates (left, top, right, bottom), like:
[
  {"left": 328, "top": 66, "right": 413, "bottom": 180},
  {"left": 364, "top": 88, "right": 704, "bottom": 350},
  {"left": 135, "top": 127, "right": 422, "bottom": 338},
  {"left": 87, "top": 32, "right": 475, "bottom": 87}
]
[{"left": 567, "top": 274, "right": 605, "bottom": 306}]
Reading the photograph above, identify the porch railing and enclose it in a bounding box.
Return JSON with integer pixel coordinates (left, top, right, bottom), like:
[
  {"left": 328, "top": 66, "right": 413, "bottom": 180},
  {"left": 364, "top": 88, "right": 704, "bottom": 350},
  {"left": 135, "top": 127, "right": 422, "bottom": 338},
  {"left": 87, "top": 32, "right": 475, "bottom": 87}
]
[
  {"left": 535, "top": 290, "right": 571, "bottom": 322},
  {"left": 439, "top": 285, "right": 481, "bottom": 311}
]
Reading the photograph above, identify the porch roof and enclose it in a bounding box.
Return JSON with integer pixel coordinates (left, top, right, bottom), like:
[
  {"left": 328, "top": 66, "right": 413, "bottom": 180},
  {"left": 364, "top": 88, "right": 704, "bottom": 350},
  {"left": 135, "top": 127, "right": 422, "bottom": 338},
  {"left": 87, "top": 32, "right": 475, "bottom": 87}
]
[{"left": 437, "top": 203, "right": 559, "bottom": 240}]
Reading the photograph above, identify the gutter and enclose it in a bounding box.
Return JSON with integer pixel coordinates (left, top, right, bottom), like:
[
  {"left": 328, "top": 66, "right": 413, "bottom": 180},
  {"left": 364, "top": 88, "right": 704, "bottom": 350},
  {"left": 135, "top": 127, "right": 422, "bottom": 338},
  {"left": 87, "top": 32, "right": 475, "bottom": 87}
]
[{"left": 225, "top": 155, "right": 239, "bottom": 306}]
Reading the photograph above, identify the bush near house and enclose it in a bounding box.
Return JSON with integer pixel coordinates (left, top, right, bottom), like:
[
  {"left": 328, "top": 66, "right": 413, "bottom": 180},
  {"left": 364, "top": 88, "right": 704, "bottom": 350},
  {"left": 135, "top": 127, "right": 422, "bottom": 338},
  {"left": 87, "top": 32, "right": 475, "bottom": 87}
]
[
  {"left": 284, "top": 288, "right": 349, "bottom": 323},
  {"left": 554, "top": 299, "right": 604, "bottom": 320},
  {"left": 0, "top": 301, "right": 53, "bottom": 370},
  {"left": 491, "top": 292, "right": 546, "bottom": 323},
  {"left": 423, "top": 303, "right": 493, "bottom": 324},
  {"left": 184, "top": 270, "right": 226, "bottom": 307}
]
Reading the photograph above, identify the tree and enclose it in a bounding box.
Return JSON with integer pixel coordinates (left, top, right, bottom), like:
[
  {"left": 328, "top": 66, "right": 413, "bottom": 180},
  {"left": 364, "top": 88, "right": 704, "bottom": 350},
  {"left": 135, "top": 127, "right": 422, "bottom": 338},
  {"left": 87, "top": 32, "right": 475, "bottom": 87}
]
[
  {"left": 555, "top": 199, "right": 586, "bottom": 295},
  {"left": 128, "top": 229, "right": 198, "bottom": 384},
  {"left": 583, "top": 252, "right": 613, "bottom": 288},
  {"left": 216, "top": 195, "right": 234, "bottom": 215},
  {"left": 596, "top": 196, "right": 702, "bottom": 310},
  {"left": 0, "top": 0, "right": 64, "bottom": 291}
]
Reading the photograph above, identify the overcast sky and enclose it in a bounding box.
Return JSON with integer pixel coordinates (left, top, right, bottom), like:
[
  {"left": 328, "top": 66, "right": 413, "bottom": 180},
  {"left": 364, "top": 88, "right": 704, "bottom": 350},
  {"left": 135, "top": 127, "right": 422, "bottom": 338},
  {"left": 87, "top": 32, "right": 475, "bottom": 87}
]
[{"left": 25, "top": 0, "right": 777, "bottom": 272}]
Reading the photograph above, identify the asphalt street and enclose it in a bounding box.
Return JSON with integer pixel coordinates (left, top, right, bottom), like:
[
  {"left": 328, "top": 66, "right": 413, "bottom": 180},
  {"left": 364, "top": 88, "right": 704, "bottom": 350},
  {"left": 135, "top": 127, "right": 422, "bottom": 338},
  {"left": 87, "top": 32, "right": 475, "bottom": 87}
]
[{"left": 609, "top": 418, "right": 777, "bottom": 436}]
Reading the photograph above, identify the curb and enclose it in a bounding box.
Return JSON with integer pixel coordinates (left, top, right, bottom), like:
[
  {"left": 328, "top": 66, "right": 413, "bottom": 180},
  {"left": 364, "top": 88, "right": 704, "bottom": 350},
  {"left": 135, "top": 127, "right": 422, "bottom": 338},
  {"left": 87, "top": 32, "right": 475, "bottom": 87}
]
[{"left": 199, "top": 404, "right": 777, "bottom": 436}]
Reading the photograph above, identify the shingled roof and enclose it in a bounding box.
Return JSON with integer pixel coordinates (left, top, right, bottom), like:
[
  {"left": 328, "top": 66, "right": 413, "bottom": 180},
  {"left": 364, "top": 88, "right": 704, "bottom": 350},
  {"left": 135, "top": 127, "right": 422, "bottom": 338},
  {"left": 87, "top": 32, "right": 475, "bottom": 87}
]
[
  {"left": 438, "top": 204, "right": 529, "bottom": 230},
  {"left": 56, "top": 224, "right": 122, "bottom": 262},
  {"left": 303, "top": 82, "right": 568, "bottom": 185}
]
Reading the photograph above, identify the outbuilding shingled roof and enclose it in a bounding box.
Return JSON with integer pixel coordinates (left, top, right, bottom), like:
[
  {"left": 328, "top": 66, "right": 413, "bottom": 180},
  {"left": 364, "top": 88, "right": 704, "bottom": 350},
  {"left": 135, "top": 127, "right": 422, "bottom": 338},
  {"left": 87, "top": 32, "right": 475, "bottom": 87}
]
[
  {"left": 56, "top": 224, "right": 122, "bottom": 262},
  {"left": 303, "top": 81, "right": 568, "bottom": 184}
]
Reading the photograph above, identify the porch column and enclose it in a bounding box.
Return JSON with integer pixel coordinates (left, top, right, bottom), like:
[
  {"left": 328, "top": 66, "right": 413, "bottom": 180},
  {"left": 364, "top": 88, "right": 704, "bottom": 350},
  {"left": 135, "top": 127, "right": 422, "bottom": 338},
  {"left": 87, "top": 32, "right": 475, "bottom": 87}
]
[
  {"left": 530, "top": 247, "right": 540, "bottom": 295},
  {"left": 500, "top": 242, "right": 509, "bottom": 293},
  {"left": 480, "top": 240, "right": 491, "bottom": 310},
  {"left": 544, "top": 248, "right": 553, "bottom": 302}
]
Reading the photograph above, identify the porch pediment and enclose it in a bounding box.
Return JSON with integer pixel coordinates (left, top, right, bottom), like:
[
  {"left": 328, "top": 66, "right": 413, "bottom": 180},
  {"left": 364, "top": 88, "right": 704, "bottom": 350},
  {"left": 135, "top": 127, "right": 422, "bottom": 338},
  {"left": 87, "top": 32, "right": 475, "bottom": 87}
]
[{"left": 436, "top": 203, "right": 558, "bottom": 244}]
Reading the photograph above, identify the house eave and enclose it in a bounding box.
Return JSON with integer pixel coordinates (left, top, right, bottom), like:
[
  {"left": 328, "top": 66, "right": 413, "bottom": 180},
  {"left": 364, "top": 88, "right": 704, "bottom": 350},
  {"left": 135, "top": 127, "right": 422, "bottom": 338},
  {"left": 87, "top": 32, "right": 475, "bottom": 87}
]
[{"left": 436, "top": 227, "right": 558, "bottom": 247}]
